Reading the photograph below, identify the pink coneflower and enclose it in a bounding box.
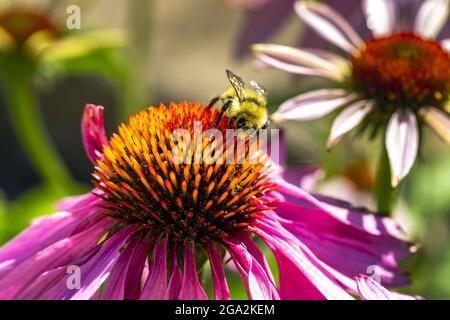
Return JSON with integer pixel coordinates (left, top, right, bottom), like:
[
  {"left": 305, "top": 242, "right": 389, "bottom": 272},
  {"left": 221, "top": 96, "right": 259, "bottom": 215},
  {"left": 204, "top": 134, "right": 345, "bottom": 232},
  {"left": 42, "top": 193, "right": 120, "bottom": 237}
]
[
  {"left": 0, "top": 102, "right": 413, "bottom": 300},
  {"left": 252, "top": 0, "right": 450, "bottom": 187}
]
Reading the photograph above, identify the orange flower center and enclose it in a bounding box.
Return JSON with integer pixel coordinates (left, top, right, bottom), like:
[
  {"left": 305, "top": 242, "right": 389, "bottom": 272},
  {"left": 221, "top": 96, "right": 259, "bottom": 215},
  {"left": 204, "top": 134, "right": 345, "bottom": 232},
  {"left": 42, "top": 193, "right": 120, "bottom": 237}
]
[
  {"left": 351, "top": 32, "right": 450, "bottom": 110},
  {"left": 93, "top": 102, "right": 274, "bottom": 243},
  {"left": 0, "top": 9, "right": 56, "bottom": 45}
]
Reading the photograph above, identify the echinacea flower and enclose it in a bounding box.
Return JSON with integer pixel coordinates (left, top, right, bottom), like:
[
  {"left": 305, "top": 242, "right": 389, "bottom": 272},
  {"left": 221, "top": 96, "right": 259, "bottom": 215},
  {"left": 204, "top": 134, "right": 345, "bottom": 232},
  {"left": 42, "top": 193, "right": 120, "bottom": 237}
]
[
  {"left": 0, "top": 102, "right": 413, "bottom": 300},
  {"left": 252, "top": 0, "right": 450, "bottom": 187}
]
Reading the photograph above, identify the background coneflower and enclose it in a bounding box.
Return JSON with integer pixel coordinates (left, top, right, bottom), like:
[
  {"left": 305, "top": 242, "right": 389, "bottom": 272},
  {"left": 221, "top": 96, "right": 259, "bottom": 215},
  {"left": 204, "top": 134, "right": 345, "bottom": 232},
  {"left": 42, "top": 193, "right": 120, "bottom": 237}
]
[{"left": 252, "top": 0, "right": 450, "bottom": 214}]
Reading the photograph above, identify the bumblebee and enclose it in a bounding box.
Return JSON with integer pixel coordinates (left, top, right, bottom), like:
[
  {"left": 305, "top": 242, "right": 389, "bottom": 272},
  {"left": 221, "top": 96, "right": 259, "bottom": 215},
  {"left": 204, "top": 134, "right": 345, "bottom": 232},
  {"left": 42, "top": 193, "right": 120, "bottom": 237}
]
[{"left": 208, "top": 70, "right": 269, "bottom": 131}]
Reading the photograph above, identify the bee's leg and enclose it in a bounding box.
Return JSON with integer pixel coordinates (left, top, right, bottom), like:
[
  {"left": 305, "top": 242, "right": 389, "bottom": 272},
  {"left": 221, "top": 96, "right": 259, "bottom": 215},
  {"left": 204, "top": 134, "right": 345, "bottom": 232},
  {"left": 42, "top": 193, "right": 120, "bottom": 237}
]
[
  {"left": 215, "top": 100, "right": 233, "bottom": 126},
  {"left": 208, "top": 96, "right": 220, "bottom": 108}
]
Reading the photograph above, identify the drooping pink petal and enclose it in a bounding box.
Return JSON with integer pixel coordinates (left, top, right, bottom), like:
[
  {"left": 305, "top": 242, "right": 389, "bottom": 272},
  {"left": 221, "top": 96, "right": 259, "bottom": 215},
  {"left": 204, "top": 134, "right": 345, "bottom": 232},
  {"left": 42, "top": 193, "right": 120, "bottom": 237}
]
[
  {"left": 362, "top": 0, "right": 397, "bottom": 36},
  {"left": 253, "top": 218, "right": 353, "bottom": 300},
  {"left": 420, "top": 106, "right": 450, "bottom": 145},
  {"left": 102, "top": 234, "right": 150, "bottom": 300},
  {"left": 224, "top": 236, "right": 279, "bottom": 300},
  {"left": 16, "top": 267, "right": 68, "bottom": 299},
  {"left": 327, "top": 100, "right": 374, "bottom": 150},
  {"left": 386, "top": 109, "right": 419, "bottom": 188},
  {"left": 41, "top": 226, "right": 138, "bottom": 300},
  {"left": 272, "top": 89, "right": 359, "bottom": 122},
  {"left": 252, "top": 43, "right": 348, "bottom": 81},
  {"left": 269, "top": 177, "right": 407, "bottom": 240},
  {"left": 263, "top": 179, "right": 411, "bottom": 290},
  {"left": 178, "top": 243, "right": 208, "bottom": 300},
  {"left": 270, "top": 204, "right": 410, "bottom": 291},
  {"left": 356, "top": 275, "right": 420, "bottom": 300},
  {"left": 0, "top": 194, "right": 104, "bottom": 276},
  {"left": 0, "top": 217, "right": 112, "bottom": 299},
  {"left": 81, "top": 104, "right": 109, "bottom": 164},
  {"left": 141, "top": 236, "right": 168, "bottom": 300},
  {"left": 165, "top": 267, "right": 183, "bottom": 300},
  {"left": 206, "top": 243, "right": 230, "bottom": 300},
  {"left": 165, "top": 244, "right": 183, "bottom": 300},
  {"left": 414, "top": 0, "right": 450, "bottom": 38},
  {"left": 295, "top": 1, "right": 364, "bottom": 53}
]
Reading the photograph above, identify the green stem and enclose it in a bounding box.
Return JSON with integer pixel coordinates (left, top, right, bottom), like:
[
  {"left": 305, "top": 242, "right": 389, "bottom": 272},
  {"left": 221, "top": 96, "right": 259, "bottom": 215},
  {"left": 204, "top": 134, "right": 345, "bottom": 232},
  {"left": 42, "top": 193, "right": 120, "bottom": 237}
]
[
  {"left": 374, "top": 145, "right": 397, "bottom": 216},
  {"left": 4, "top": 78, "right": 74, "bottom": 192}
]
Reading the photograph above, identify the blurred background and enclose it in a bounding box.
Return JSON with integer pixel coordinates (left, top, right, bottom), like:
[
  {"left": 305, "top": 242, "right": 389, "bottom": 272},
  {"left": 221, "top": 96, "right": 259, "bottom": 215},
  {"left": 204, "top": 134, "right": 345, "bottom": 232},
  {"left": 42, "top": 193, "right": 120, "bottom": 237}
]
[{"left": 0, "top": 0, "right": 449, "bottom": 299}]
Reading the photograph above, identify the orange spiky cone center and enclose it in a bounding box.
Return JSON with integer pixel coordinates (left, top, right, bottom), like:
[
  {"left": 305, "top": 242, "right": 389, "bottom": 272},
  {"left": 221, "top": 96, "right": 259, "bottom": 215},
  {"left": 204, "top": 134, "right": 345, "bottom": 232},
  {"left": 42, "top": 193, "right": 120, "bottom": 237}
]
[
  {"left": 352, "top": 32, "right": 450, "bottom": 111},
  {"left": 93, "top": 102, "right": 275, "bottom": 243}
]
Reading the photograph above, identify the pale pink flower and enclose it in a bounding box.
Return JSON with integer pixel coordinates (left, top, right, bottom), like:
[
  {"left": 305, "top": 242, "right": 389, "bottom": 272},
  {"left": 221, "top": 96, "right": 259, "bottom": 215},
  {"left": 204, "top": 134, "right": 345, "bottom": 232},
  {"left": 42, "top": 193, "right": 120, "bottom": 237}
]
[{"left": 253, "top": 0, "right": 450, "bottom": 187}]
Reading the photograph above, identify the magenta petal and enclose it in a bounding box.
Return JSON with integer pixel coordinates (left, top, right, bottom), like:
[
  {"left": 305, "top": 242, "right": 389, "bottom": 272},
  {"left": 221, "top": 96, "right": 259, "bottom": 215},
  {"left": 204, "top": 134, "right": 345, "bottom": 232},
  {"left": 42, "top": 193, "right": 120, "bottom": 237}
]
[
  {"left": 17, "top": 266, "right": 67, "bottom": 300},
  {"left": 356, "top": 275, "right": 419, "bottom": 300},
  {"left": 254, "top": 218, "right": 353, "bottom": 300},
  {"left": 141, "top": 236, "right": 168, "bottom": 300},
  {"left": 0, "top": 194, "right": 103, "bottom": 276},
  {"left": 41, "top": 226, "right": 137, "bottom": 300},
  {"left": 224, "top": 236, "right": 279, "bottom": 300},
  {"left": 102, "top": 234, "right": 150, "bottom": 300},
  {"left": 81, "top": 104, "right": 109, "bottom": 164},
  {"left": 273, "top": 247, "right": 325, "bottom": 299},
  {"left": 165, "top": 267, "right": 183, "bottom": 300},
  {"left": 0, "top": 217, "right": 111, "bottom": 299},
  {"left": 206, "top": 244, "right": 230, "bottom": 300},
  {"left": 165, "top": 246, "right": 183, "bottom": 300},
  {"left": 178, "top": 243, "right": 208, "bottom": 300}
]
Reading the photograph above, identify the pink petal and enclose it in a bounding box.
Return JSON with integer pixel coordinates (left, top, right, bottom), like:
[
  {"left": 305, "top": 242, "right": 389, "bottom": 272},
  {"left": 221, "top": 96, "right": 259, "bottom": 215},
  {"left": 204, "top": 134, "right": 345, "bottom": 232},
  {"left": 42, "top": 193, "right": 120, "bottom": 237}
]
[
  {"left": 363, "top": 0, "right": 397, "bottom": 36},
  {"left": 206, "top": 244, "right": 230, "bottom": 300},
  {"left": 0, "top": 218, "right": 112, "bottom": 299},
  {"left": 420, "top": 107, "right": 450, "bottom": 145},
  {"left": 272, "top": 89, "right": 358, "bottom": 122},
  {"left": 356, "top": 275, "right": 419, "bottom": 300},
  {"left": 414, "top": 0, "right": 450, "bottom": 38},
  {"left": 165, "top": 245, "right": 183, "bottom": 300},
  {"left": 254, "top": 218, "right": 353, "bottom": 300},
  {"left": 252, "top": 43, "right": 348, "bottom": 81},
  {"left": 17, "top": 267, "right": 67, "bottom": 299},
  {"left": 102, "top": 234, "right": 150, "bottom": 300},
  {"left": 224, "top": 236, "right": 279, "bottom": 300},
  {"left": 0, "top": 193, "right": 103, "bottom": 274},
  {"left": 386, "top": 109, "right": 419, "bottom": 188},
  {"left": 295, "top": 1, "right": 364, "bottom": 53},
  {"left": 141, "top": 236, "right": 168, "bottom": 300},
  {"left": 81, "top": 104, "right": 109, "bottom": 164},
  {"left": 41, "top": 226, "right": 138, "bottom": 300},
  {"left": 178, "top": 243, "right": 208, "bottom": 300},
  {"left": 269, "top": 178, "right": 407, "bottom": 240},
  {"left": 327, "top": 100, "right": 374, "bottom": 149}
]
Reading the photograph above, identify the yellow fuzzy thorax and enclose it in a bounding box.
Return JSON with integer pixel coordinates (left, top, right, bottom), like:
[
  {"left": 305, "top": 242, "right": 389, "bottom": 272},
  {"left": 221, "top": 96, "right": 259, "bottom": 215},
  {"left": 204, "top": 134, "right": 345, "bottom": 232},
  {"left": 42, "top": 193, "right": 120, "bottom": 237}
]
[{"left": 221, "top": 87, "right": 268, "bottom": 130}]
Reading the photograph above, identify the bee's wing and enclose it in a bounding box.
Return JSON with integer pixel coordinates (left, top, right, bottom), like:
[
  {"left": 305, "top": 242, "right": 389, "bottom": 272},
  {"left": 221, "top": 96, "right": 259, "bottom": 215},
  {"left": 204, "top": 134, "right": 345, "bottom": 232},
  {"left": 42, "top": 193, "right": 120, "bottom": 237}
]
[
  {"left": 249, "top": 80, "right": 267, "bottom": 99},
  {"left": 226, "top": 69, "right": 246, "bottom": 102}
]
